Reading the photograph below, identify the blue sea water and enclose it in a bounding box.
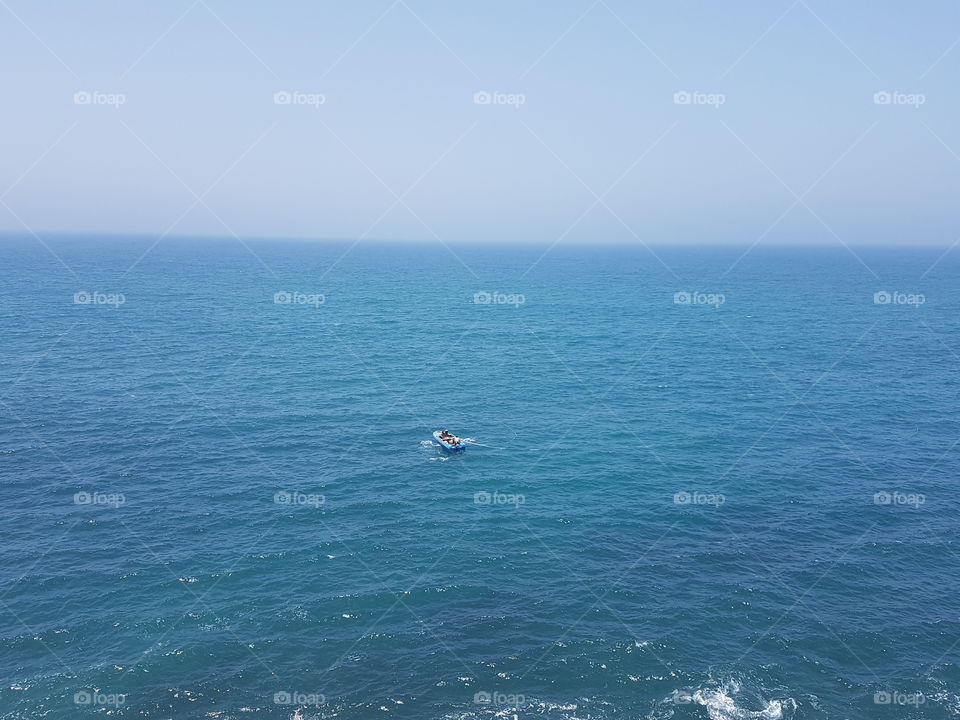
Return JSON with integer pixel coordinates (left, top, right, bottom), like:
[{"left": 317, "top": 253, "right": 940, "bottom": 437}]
[{"left": 1, "top": 236, "right": 960, "bottom": 719}]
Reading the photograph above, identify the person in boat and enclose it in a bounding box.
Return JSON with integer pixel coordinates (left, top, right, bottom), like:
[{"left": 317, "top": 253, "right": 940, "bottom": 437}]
[{"left": 439, "top": 430, "right": 461, "bottom": 444}]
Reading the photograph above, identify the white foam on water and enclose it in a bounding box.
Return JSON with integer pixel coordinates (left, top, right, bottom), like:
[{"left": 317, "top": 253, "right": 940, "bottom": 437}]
[{"left": 669, "top": 680, "right": 796, "bottom": 720}]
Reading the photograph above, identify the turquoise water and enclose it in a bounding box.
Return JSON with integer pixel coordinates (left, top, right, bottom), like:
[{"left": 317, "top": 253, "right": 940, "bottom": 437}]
[{"left": 2, "top": 237, "right": 960, "bottom": 719}]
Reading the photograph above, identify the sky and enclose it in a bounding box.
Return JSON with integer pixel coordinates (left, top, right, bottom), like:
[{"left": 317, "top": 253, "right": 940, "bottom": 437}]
[{"left": 1, "top": 0, "right": 958, "bottom": 245}]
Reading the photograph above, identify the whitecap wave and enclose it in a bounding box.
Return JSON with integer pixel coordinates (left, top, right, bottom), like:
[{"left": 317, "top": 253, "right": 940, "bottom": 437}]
[{"left": 671, "top": 680, "right": 796, "bottom": 720}]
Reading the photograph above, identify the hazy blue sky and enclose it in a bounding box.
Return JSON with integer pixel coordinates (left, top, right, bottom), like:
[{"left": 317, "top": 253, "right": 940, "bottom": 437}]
[{"left": 2, "top": 1, "right": 958, "bottom": 244}]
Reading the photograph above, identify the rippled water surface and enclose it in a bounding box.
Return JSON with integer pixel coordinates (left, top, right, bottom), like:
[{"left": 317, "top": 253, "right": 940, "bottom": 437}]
[{"left": 2, "top": 237, "right": 959, "bottom": 719}]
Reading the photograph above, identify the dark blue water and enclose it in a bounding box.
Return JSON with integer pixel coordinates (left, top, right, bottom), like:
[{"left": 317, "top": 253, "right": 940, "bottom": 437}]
[{"left": 2, "top": 237, "right": 959, "bottom": 719}]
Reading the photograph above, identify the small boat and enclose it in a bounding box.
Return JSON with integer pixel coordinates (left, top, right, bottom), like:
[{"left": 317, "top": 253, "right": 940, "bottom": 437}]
[{"left": 433, "top": 430, "right": 465, "bottom": 452}]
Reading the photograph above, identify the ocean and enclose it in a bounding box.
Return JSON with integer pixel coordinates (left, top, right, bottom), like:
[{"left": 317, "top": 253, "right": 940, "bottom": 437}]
[{"left": 1, "top": 236, "right": 958, "bottom": 719}]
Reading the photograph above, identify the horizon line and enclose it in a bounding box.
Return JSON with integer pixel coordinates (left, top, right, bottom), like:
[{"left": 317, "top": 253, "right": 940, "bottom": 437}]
[{"left": 0, "top": 231, "right": 955, "bottom": 249}]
